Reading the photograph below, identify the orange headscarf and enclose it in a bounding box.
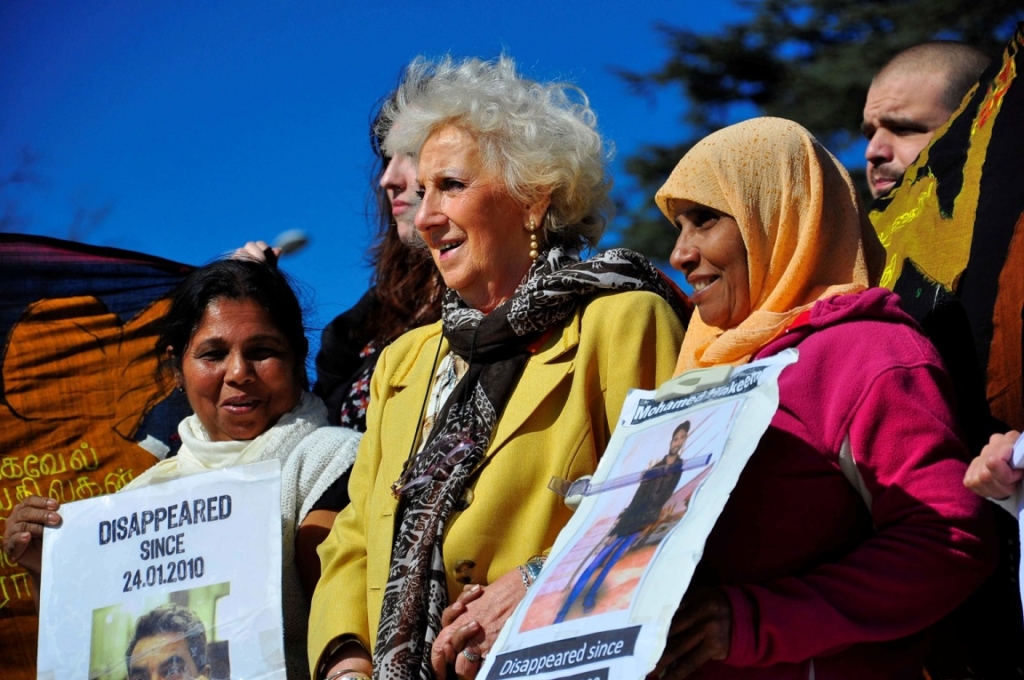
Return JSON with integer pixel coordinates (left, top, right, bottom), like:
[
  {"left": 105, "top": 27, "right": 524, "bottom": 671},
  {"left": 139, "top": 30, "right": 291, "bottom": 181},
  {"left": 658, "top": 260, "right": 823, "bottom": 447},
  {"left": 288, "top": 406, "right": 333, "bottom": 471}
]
[{"left": 655, "top": 117, "right": 884, "bottom": 374}]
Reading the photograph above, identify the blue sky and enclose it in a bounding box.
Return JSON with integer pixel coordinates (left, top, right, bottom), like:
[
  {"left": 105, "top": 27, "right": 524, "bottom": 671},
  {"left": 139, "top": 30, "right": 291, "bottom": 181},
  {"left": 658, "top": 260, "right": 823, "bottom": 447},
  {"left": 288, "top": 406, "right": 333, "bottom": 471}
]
[{"left": 1, "top": 1, "right": 751, "bottom": 354}]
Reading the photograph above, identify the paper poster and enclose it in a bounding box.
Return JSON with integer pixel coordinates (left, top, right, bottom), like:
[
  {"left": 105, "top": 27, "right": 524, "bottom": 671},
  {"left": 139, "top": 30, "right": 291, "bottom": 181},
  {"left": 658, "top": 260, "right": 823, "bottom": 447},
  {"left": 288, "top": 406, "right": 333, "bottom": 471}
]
[
  {"left": 36, "top": 460, "right": 285, "bottom": 680},
  {"left": 1013, "top": 434, "right": 1024, "bottom": 625},
  {"left": 479, "top": 350, "right": 798, "bottom": 680}
]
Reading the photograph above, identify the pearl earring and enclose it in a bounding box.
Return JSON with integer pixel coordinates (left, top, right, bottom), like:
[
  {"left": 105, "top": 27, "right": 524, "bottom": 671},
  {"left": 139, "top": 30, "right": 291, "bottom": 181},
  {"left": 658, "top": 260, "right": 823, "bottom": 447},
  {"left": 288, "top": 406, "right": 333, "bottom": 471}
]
[{"left": 528, "top": 220, "right": 539, "bottom": 260}]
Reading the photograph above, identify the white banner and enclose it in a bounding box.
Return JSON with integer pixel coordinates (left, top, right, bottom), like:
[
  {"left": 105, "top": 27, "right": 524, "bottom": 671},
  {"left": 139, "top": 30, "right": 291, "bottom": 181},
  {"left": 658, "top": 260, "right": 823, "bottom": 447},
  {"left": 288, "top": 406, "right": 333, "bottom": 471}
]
[
  {"left": 37, "top": 460, "right": 285, "bottom": 680},
  {"left": 1013, "top": 435, "right": 1024, "bottom": 623},
  {"left": 479, "top": 350, "right": 798, "bottom": 680}
]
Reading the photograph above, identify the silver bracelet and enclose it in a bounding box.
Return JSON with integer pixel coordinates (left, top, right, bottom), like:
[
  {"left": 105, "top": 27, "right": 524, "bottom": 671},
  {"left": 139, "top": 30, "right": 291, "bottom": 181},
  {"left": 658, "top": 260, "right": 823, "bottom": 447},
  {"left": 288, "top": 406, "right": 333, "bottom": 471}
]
[
  {"left": 325, "top": 670, "right": 370, "bottom": 680},
  {"left": 517, "top": 564, "right": 532, "bottom": 590},
  {"left": 518, "top": 555, "right": 546, "bottom": 589}
]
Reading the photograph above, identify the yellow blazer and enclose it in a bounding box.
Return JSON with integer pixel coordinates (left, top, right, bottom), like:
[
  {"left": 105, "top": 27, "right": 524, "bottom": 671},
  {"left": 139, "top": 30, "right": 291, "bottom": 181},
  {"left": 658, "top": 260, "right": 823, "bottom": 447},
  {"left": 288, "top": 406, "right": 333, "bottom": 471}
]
[{"left": 308, "top": 290, "right": 685, "bottom": 671}]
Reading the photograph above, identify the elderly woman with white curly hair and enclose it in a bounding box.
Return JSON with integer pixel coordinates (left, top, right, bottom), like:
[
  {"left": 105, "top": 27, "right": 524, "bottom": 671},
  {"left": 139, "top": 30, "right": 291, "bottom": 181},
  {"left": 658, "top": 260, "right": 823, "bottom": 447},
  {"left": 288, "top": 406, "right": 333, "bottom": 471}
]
[{"left": 307, "top": 55, "right": 690, "bottom": 680}]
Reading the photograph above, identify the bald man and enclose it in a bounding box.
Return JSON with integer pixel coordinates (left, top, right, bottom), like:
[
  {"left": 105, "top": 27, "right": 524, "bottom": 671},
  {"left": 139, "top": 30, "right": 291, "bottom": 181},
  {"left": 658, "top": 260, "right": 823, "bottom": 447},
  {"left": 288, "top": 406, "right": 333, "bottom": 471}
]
[{"left": 862, "top": 41, "right": 990, "bottom": 198}]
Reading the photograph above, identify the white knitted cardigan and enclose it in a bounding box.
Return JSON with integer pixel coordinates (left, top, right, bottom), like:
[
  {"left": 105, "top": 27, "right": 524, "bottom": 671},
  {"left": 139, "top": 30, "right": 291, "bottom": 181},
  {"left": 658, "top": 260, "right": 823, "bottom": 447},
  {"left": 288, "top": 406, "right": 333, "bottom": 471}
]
[{"left": 122, "top": 392, "right": 362, "bottom": 680}]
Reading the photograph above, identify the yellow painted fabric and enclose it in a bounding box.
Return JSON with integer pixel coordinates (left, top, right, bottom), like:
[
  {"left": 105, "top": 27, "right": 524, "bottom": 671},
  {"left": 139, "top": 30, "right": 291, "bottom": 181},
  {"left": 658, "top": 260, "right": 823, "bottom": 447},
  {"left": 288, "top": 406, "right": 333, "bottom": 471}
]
[
  {"left": 655, "top": 117, "right": 884, "bottom": 373},
  {"left": 307, "top": 291, "right": 684, "bottom": 672}
]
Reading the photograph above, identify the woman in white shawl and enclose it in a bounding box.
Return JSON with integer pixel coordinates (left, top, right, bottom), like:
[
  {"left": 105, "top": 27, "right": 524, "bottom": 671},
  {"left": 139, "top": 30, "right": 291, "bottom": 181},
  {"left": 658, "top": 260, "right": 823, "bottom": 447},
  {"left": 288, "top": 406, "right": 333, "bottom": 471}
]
[{"left": 4, "top": 258, "right": 360, "bottom": 680}]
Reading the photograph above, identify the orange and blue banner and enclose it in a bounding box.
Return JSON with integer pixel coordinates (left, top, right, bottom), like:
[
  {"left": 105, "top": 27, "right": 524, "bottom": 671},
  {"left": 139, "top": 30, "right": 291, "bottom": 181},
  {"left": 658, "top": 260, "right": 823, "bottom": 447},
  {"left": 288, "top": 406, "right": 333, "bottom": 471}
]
[{"left": 0, "top": 234, "right": 193, "bottom": 679}]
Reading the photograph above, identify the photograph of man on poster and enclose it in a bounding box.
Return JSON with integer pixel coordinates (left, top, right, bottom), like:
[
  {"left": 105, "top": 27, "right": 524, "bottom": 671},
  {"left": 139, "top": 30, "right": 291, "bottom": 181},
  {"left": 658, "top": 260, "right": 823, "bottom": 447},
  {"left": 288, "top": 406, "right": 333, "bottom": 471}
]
[
  {"left": 87, "top": 582, "right": 232, "bottom": 680},
  {"left": 125, "top": 604, "right": 211, "bottom": 680},
  {"left": 516, "top": 401, "right": 737, "bottom": 632},
  {"left": 554, "top": 421, "right": 693, "bottom": 623}
]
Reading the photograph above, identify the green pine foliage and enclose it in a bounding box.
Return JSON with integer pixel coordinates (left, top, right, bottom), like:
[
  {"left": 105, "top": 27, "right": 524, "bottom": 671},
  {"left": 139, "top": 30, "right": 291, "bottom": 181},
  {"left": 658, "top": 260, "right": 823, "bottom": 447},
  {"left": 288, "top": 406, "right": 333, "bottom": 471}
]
[{"left": 615, "top": 0, "right": 1024, "bottom": 260}]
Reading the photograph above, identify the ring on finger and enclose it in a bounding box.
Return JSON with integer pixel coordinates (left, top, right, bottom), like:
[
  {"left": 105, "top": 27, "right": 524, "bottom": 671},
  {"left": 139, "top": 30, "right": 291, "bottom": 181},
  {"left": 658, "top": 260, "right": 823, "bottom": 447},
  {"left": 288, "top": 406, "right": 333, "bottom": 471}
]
[{"left": 461, "top": 650, "right": 482, "bottom": 663}]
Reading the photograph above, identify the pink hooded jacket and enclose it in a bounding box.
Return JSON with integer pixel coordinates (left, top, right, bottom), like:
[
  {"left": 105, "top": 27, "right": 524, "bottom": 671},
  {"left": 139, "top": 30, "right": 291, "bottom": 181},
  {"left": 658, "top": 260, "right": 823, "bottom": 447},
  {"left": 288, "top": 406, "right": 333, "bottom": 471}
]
[{"left": 690, "top": 288, "right": 996, "bottom": 680}]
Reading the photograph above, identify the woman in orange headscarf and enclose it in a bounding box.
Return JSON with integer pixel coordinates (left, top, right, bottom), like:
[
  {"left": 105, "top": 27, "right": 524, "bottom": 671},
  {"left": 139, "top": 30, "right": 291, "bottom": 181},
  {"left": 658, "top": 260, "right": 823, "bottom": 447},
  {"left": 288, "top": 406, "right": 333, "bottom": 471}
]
[{"left": 652, "top": 117, "right": 994, "bottom": 679}]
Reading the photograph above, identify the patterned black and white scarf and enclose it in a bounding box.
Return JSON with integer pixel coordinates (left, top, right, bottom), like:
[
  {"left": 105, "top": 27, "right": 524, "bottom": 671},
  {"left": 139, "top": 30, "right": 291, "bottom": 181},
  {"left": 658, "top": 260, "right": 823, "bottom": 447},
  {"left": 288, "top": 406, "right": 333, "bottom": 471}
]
[{"left": 372, "top": 247, "right": 689, "bottom": 680}]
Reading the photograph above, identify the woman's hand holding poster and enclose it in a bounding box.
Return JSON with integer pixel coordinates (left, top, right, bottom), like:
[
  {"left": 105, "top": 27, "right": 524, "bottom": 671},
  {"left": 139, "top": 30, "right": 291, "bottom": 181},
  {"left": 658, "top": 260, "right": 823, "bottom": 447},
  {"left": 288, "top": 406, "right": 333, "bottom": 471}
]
[
  {"left": 479, "top": 350, "right": 798, "bottom": 680},
  {"left": 36, "top": 460, "right": 285, "bottom": 680}
]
